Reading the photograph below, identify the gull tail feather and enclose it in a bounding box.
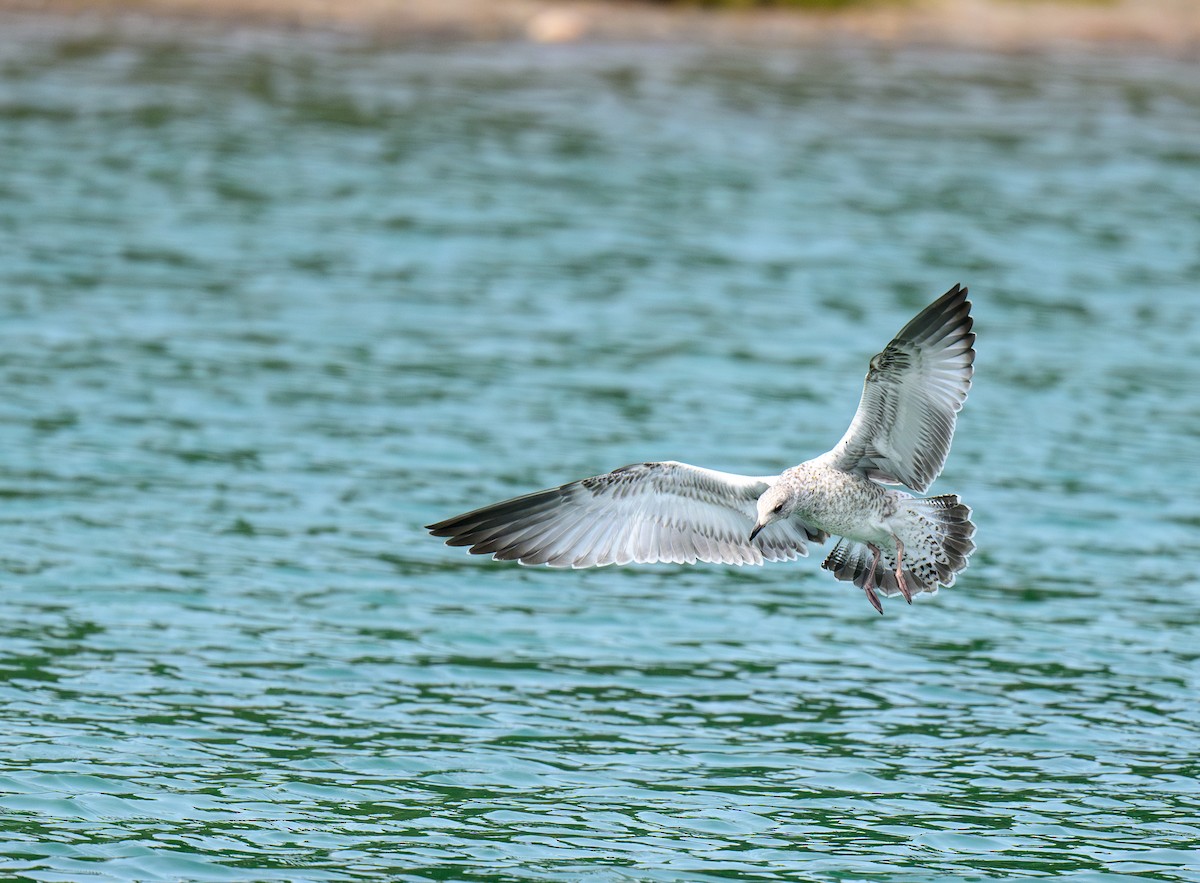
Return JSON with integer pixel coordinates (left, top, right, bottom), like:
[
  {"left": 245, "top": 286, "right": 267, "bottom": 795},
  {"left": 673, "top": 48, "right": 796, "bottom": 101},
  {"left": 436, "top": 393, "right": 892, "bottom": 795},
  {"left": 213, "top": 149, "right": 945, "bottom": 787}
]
[{"left": 821, "top": 494, "right": 976, "bottom": 599}]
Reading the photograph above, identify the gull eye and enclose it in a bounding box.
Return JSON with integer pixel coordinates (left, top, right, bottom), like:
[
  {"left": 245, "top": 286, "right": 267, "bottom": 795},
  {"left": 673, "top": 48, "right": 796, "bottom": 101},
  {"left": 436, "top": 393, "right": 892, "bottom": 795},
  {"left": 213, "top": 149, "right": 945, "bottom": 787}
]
[{"left": 773, "top": 503, "right": 784, "bottom": 513}]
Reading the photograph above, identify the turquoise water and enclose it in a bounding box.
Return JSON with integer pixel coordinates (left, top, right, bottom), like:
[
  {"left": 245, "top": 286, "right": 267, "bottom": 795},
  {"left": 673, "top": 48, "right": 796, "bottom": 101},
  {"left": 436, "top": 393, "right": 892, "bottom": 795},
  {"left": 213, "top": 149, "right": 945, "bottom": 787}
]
[{"left": 2, "top": 17, "right": 1200, "bottom": 880}]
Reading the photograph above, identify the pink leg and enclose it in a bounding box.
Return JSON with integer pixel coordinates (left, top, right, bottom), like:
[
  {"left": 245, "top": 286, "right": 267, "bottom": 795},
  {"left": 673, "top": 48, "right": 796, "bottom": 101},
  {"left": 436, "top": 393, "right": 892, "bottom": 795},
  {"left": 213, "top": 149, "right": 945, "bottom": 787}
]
[
  {"left": 862, "top": 543, "right": 883, "bottom": 614},
  {"left": 893, "top": 535, "right": 912, "bottom": 604}
]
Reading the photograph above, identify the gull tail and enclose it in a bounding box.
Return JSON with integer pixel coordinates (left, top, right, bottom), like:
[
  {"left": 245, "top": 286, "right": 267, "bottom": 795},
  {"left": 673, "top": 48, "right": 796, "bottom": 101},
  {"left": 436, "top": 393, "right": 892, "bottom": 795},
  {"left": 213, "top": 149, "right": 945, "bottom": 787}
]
[{"left": 822, "top": 494, "right": 976, "bottom": 600}]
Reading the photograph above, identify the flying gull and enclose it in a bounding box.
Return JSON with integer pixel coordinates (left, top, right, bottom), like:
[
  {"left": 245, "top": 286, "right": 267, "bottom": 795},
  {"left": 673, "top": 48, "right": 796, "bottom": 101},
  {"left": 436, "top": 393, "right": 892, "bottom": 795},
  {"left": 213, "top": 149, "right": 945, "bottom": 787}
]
[{"left": 428, "top": 285, "right": 977, "bottom": 613}]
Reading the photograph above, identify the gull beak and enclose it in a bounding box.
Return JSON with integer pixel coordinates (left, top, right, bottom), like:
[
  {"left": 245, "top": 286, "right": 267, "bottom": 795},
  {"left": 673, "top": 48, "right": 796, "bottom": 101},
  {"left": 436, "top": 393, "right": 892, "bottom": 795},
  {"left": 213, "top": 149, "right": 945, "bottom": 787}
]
[{"left": 749, "top": 522, "right": 764, "bottom": 542}]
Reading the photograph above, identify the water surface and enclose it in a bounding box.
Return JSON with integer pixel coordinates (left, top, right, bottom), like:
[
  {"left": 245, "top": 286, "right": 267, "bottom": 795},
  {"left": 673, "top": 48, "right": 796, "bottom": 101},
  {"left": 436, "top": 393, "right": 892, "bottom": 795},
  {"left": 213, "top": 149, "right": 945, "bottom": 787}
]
[{"left": 1, "top": 18, "right": 1199, "bottom": 881}]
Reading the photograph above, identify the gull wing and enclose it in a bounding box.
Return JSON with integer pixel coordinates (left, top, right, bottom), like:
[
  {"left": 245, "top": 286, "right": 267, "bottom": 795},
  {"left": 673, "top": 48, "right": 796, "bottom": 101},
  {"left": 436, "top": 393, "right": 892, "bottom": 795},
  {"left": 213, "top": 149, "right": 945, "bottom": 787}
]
[
  {"left": 427, "top": 461, "right": 827, "bottom": 568},
  {"left": 822, "top": 284, "right": 975, "bottom": 493}
]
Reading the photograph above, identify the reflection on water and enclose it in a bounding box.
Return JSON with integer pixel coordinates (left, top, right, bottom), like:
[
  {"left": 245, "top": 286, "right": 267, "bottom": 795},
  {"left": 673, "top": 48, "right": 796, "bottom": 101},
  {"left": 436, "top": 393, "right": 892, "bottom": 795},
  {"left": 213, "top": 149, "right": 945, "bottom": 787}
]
[{"left": 0, "top": 16, "right": 1198, "bottom": 881}]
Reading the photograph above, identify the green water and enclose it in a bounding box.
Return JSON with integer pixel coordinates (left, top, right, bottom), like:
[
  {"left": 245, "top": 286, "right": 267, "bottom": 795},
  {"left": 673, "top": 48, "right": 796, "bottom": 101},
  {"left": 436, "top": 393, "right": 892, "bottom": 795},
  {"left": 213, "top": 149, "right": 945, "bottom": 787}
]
[{"left": 1, "top": 16, "right": 1199, "bottom": 881}]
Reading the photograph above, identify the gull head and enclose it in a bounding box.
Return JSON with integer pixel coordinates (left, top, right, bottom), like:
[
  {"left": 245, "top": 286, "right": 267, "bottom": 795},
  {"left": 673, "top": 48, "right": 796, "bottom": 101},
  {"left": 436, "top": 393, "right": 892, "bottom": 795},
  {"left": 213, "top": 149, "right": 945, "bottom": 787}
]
[{"left": 750, "top": 485, "right": 794, "bottom": 541}]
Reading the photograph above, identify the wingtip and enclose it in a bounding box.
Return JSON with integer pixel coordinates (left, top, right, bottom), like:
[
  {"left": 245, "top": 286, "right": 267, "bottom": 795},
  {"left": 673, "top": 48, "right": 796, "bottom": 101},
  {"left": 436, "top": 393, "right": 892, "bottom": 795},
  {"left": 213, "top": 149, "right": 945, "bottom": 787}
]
[
  {"left": 426, "top": 519, "right": 460, "bottom": 537},
  {"left": 940, "top": 283, "right": 969, "bottom": 310},
  {"left": 896, "top": 283, "right": 974, "bottom": 346},
  {"left": 930, "top": 284, "right": 969, "bottom": 315}
]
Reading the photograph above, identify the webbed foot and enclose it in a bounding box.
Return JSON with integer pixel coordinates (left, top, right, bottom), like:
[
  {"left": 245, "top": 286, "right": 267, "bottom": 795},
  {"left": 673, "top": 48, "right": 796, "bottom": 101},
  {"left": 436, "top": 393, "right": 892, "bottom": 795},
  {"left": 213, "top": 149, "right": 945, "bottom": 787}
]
[{"left": 863, "top": 542, "right": 884, "bottom": 614}]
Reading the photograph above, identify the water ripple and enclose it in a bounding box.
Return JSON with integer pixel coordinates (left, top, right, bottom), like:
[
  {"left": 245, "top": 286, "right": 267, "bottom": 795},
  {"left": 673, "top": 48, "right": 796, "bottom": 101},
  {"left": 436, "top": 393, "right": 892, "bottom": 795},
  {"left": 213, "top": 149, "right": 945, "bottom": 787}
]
[{"left": 0, "top": 17, "right": 1198, "bottom": 882}]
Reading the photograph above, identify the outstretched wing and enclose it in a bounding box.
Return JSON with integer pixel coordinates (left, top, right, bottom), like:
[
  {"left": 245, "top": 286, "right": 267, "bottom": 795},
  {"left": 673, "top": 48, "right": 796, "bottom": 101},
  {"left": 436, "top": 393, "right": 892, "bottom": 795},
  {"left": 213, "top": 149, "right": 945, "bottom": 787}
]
[
  {"left": 822, "top": 284, "right": 975, "bottom": 493},
  {"left": 427, "top": 461, "right": 827, "bottom": 568}
]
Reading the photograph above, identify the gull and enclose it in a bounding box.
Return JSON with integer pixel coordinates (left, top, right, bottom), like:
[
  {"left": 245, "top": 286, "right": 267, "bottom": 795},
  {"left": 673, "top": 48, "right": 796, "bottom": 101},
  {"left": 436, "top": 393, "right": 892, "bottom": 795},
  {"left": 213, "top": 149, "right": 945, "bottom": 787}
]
[{"left": 428, "top": 285, "right": 977, "bottom": 613}]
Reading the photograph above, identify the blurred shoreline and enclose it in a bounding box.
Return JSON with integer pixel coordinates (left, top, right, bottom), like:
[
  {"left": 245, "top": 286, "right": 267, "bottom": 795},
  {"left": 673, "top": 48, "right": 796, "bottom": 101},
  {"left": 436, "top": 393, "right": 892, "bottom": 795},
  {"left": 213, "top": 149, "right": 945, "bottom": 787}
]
[{"left": 1, "top": 0, "right": 1199, "bottom": 52}]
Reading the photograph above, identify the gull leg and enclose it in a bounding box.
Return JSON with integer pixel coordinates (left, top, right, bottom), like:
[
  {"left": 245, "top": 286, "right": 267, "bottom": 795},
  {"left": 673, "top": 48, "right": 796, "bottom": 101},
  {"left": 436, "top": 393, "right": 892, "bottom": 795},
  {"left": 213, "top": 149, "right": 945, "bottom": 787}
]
[
  {"left": 862, "top": 543, "right": 883, "bottom": 615},
  {"left": 892, "top": 535, "right": 912, "bottom": 604}
]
